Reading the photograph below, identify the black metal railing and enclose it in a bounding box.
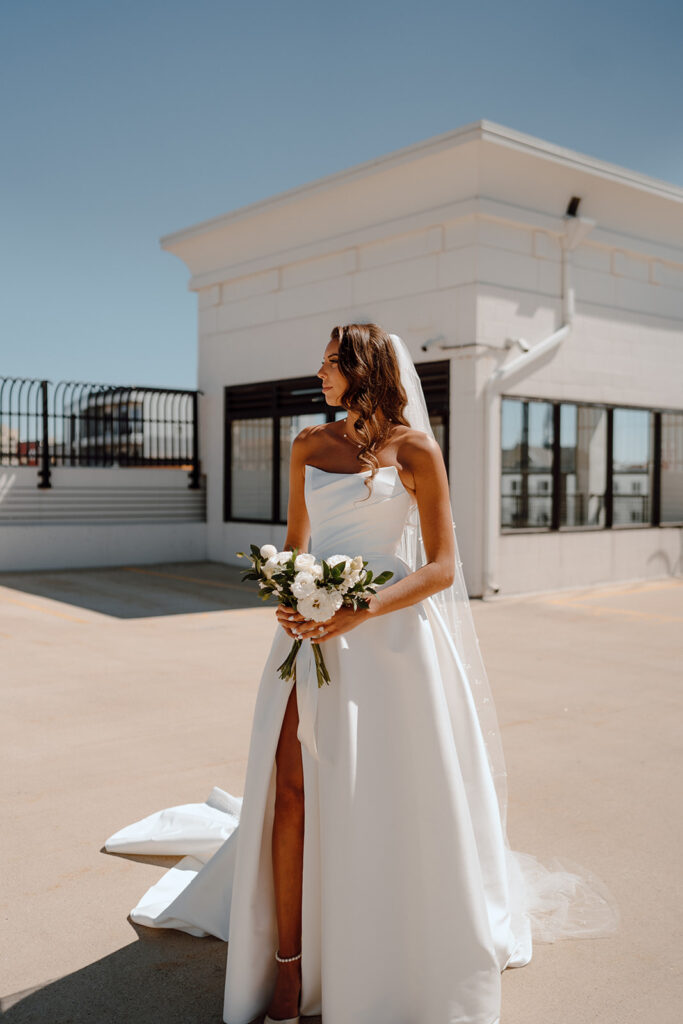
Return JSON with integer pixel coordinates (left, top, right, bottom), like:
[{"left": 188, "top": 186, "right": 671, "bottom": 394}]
[{"left": 0, "top": 376, "right": 201, "bottom": 488}]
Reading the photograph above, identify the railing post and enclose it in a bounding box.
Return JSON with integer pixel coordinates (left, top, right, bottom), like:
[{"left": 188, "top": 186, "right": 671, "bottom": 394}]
[
  {"left": 37, "top": 379, "right": 51, "bottom": 489},
  {"left": 188, "top": 390, "right": 200, "bottom": 489}
]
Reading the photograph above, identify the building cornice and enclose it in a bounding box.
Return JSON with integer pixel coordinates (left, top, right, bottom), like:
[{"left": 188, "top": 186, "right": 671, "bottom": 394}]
[{"left": 160, "top": 118, "right": 683, "bottom": 252}]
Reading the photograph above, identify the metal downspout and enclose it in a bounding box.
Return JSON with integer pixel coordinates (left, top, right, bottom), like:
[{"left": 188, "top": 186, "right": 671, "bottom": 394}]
[{"left": 481, "top": 213, "right": 596, "bottom": 597}]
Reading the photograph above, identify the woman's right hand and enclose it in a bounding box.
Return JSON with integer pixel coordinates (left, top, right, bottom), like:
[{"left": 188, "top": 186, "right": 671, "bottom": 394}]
[
  {"left": 276, "top": 604, "right": 325, "bottom": 641},
  {"left": 276, "top": 604, "right": 303, "bottom": 640}
]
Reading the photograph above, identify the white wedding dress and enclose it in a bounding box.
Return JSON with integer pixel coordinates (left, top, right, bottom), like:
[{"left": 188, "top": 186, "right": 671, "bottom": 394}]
[{"left": 106, "top": 463, "right": 619, "bottom": 1024}]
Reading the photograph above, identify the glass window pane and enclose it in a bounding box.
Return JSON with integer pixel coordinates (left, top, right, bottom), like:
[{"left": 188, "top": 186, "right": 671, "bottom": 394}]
[
  {"left": 527, "top": 402, "right": 553, "bottom": 525},
  {"left": 231, "top": 417, "right": 273, "bottom": 519},
  {"left": 661, "top": 412, "right": 683, "bottom": 523},
  {"left": 612, "top": 408, "right": 653, "bottom": 525},
  {"left": 501, "top": 399, "right": 524, "bottom": 527},
  {"left": 501, "top": 398, "right": 553, "bottom": 528},
  {"left": 560, "top": 404, "right": 607, "bottom": 527},
  {"left": 279, "top": 413, "right": 328, "bottom": 520}
]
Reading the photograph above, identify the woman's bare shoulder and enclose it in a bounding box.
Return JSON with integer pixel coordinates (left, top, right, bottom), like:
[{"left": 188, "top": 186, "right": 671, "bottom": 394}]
[
  {"left": 395, "top": 426, "right": 442, "bottom": 467},
  {"left": 291, "top": 421, "right": 338, "bottom": 462}
]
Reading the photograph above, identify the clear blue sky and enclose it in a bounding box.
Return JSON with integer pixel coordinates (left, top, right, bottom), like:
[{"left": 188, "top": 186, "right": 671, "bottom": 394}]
[{"left": 2, "top": 0, "right": 681, "bottom": 390}]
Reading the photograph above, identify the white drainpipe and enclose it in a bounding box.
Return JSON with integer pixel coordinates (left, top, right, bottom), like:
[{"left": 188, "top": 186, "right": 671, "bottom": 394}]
[{"left": 481, "top": 213, "right": 596, "bottom": 597}]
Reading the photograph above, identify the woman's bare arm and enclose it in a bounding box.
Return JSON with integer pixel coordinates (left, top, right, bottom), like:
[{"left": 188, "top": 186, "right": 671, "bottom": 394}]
[
  {"left": 365, "top": 433, "right": 455, "bottom": 619},
  {"left": 282, "top": 428, "right": 314, "bottom": 555}
]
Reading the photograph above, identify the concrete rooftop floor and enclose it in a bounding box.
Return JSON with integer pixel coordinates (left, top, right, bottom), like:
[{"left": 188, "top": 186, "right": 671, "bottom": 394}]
[{"left": 1, "top": 561, "right": 681, "bottom": 1023}]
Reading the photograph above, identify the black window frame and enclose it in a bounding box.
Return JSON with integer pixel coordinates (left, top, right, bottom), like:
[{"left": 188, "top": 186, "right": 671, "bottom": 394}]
[
  {"left": 224, "top": 360, "right": 450, "bottom": 525},
  {"left": 501, "top": 396, "right": 683, "bottom": 534}
]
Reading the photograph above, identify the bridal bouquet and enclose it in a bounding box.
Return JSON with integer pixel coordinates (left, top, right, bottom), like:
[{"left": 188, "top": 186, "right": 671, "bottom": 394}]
[{"left": 236, "top": 544, "right": 394, "bottom": 689}]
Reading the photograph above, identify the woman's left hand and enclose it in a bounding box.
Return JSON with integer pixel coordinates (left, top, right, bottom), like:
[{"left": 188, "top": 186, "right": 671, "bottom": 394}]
[{"left": 282, "top": 603, "right": 372, "bottom": 643}]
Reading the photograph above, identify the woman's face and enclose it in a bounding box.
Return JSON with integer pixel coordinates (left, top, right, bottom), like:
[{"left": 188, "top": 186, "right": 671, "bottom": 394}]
[{"left": 317, "top": 338, "right": 347, "bottom": 407}]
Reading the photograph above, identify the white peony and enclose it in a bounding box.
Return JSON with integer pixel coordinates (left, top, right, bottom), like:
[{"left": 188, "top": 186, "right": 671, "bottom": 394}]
[
  {"left": 260, "top": 544, "right": 278, "bottom": 560},
  {"left": 291, "top": 571, "right": 317, "bottom": 599},
  {"left": 297, "top": 587, "right": 344, "bottom": 623},
  {"left": 294, "top": 552, "right": 318, "bottom": 572}
]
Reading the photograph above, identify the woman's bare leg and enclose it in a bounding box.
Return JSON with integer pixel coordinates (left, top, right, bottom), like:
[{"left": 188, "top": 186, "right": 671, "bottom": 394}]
[{"left": 266, "top": 681, "right": 304, "bottom": 1020}]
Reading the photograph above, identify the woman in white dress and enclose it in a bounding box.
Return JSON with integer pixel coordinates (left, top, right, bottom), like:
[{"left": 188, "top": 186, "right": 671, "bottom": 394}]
[
  {"left": 106, "top": 324, "right": 620, "bottom": 1024},
  {"left": 256, "top": 323, "right": 472, "bottom": 1023}
]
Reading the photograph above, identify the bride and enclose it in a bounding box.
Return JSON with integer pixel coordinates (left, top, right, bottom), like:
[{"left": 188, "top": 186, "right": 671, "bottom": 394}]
[{"left": 106, "top": 324, "right": 620, "bottom": 1024}]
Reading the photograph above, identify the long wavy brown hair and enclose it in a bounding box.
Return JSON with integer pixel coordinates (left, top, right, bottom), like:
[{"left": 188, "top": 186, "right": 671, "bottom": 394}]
[{"left": 332, "top": 323, "right": 411, "bottom": 499}]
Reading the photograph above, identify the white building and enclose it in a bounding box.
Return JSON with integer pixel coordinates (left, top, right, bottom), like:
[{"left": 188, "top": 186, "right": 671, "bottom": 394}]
[{"left": 161, "top": 119, "right": 683, "bottom": 597}]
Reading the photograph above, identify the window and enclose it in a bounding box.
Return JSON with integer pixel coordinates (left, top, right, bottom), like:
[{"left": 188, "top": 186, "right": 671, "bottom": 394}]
[
  {"left": 612, "top": 408, "right": 653, "bottom": 525},
  {"left": 225, "top": 361, "right": 449, "bottom": 524},
  {"left": 501, "top": 398, "right": 553, "bottom": 527},
  {"left": 559, "top": 404, "right": 607, "bottom": 527},
  {"left": 660, "top": 413, "right": 683, "bottom": 524},
  {"left": 502, "top": 397, "right": 679, "bottom": 533},
  {"left": 230, "top": 418, "right": 273, "bottom": 520}
]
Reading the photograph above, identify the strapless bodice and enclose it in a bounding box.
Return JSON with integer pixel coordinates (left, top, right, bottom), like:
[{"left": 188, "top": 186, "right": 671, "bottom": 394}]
[{"left": 304, "top": 464, "right": 417, "bottom": 575}]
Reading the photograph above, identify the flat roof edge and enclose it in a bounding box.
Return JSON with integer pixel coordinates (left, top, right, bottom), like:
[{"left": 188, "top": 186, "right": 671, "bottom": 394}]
[{"left": 159, "top": 119, "right": 683, "bottom": 251}]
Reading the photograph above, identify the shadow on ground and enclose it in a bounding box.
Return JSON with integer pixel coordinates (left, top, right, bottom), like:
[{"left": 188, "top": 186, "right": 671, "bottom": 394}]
[
  {"left": 0, "top": 923, "right": 322, "bottom": 1024},
  {"left": 0, "top": 561, "right": 268, "bottom": 618}
]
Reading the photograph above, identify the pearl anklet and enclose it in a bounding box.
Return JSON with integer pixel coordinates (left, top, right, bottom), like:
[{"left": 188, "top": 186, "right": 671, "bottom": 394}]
[{"left": 275, "top": 949, "right": 302, "bottom": 963}]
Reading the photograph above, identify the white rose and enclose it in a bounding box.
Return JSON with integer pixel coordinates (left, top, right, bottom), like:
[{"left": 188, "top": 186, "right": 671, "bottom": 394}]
[
  {"left": 327, "top": 554, "right": 351, "bottom": 570},
  {"left": 297, "top": 587, "right": 343, "bottom": 623},
  {"left": 274, "top": 550, "right": 293, "bottom": 565},
  {"left": 260, "top": 544, "right": 277, "bottom": 560},
  {"left": 294, "top": 552, "right": 318, "bottom": 572},
  {"left": 291, "top": 571, "right": 317, "bottom": 599},
  {"left": 351, "top": 555, "right": 364, "bottom": 571},
  {"left": 309, "top": 564, "right": 323, "bottom": 580}
]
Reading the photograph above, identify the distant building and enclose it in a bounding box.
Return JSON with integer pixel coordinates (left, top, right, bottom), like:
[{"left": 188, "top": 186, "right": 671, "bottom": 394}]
[{"left": 160, "top": 119, "right": 683, "bottom": 596}]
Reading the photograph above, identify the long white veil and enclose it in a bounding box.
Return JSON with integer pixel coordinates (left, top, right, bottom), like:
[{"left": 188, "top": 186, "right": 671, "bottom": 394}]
[{"left": 388, "top": 331, "right": 621, "bottom": 944}]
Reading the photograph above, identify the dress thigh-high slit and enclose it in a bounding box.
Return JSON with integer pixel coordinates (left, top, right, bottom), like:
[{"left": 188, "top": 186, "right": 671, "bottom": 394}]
[{"left": 271, "top": 679, "right": 305, "bottom": 961}]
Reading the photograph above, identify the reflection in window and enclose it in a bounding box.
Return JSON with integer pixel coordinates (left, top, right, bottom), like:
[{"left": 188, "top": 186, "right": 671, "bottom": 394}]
[
  {"left": 661, "top": 412, "right": 683, "bottom": 523},
  {"left": 501, "top": 398, "right": 554, "bottom": 527},
  {"left": 231, "top": 418, "right": 272, "bottom": 519},
  {"left": 612, "top": 408, "right": 653, "bottom": 525},
  {"left": 559, "top": 405, "right": 607, "bottom": 527},
  {"left": 279, "top": 413, "right": 328, "bottom": 520}
]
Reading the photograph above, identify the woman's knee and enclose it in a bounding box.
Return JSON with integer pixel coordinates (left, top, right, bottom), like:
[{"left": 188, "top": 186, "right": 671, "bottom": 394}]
[{"left": 275, "top": 768, "right": 304, "bottom": 813}]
